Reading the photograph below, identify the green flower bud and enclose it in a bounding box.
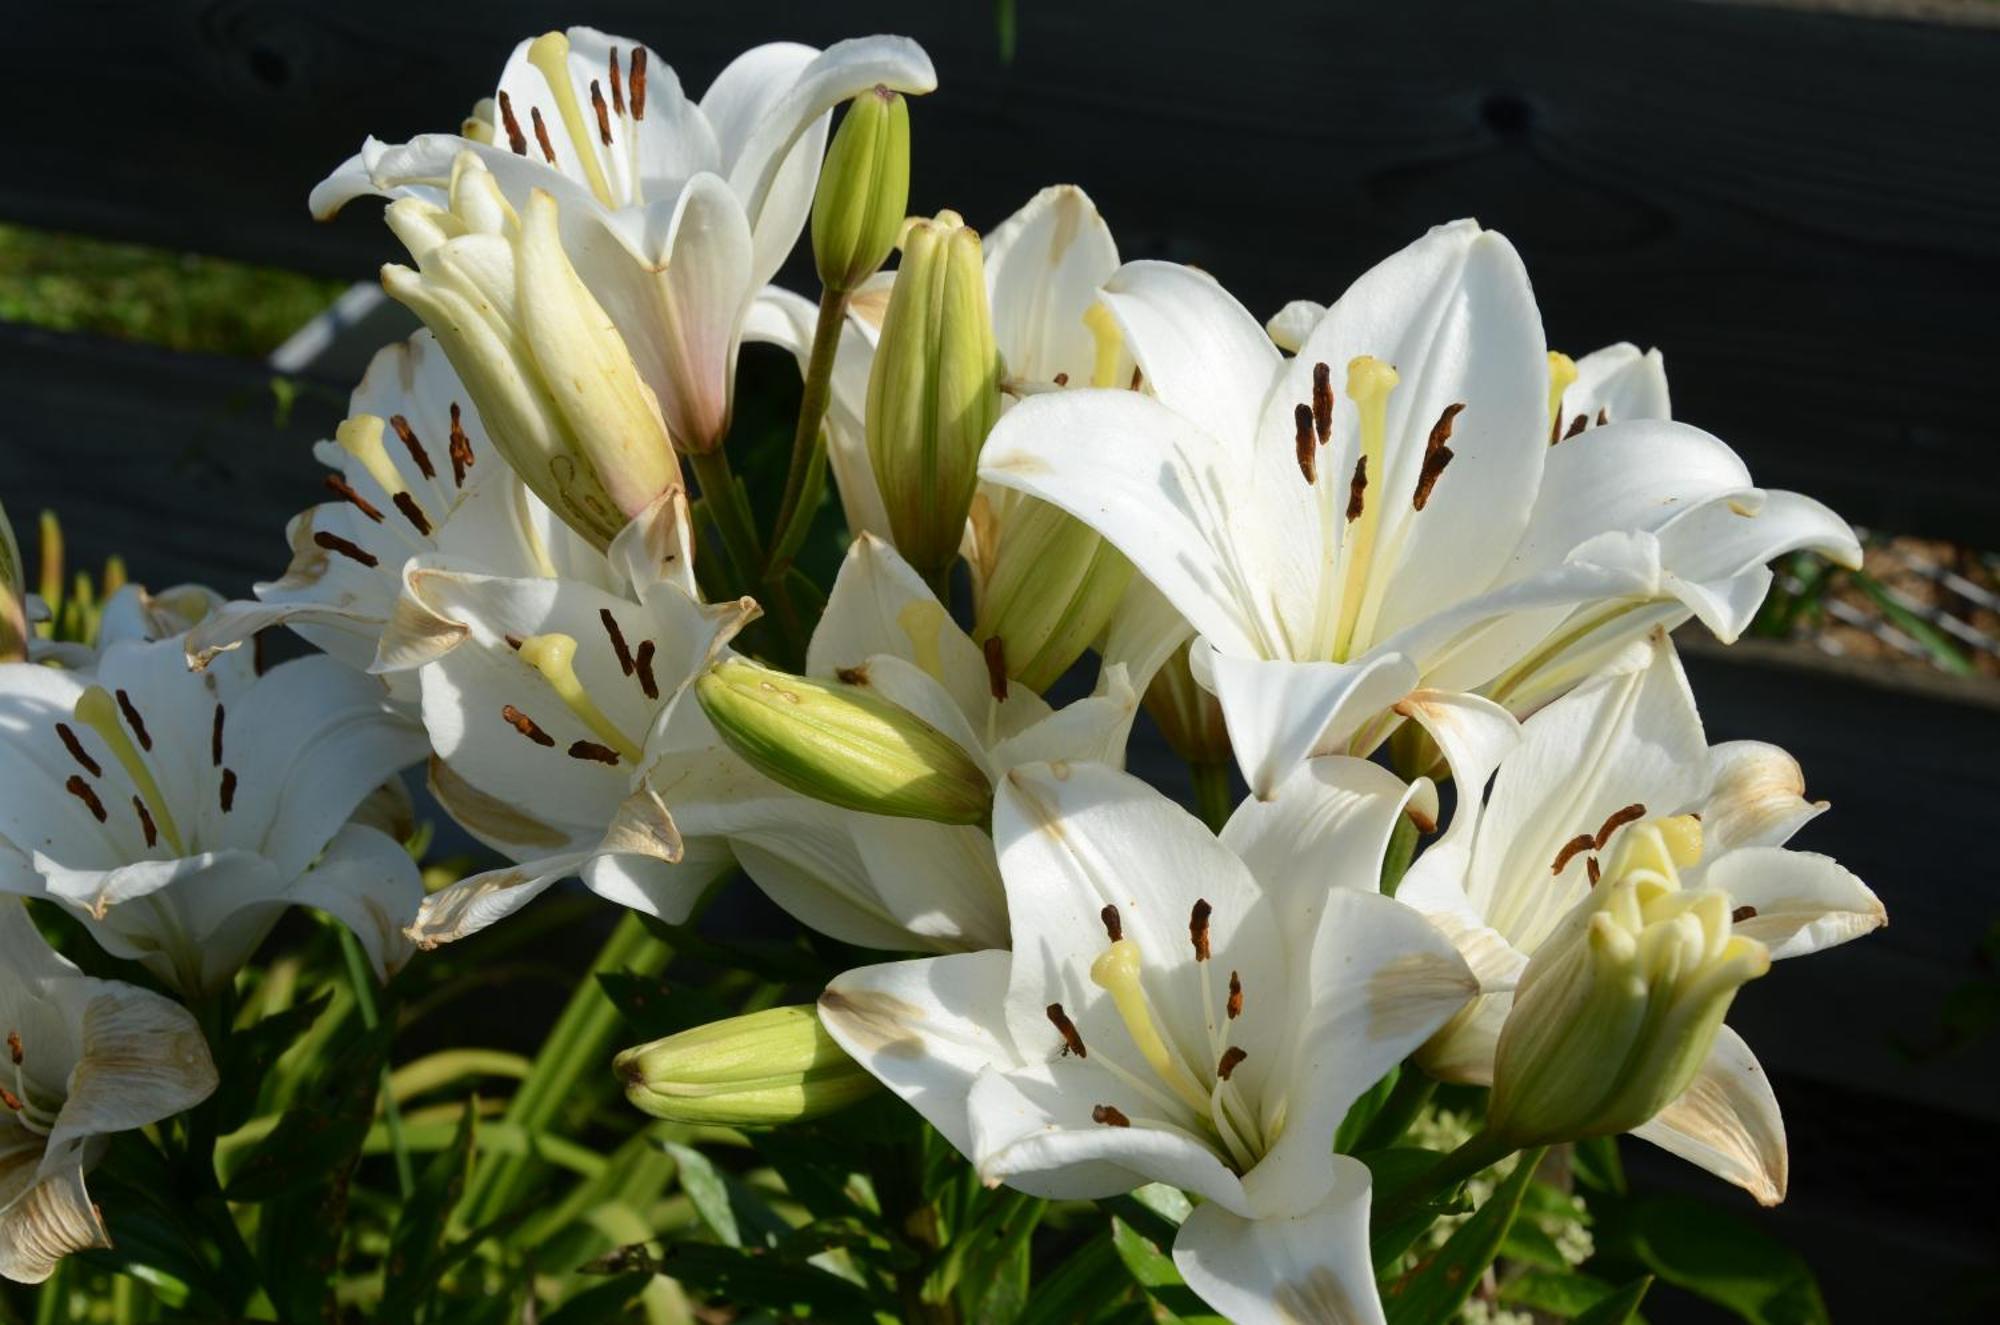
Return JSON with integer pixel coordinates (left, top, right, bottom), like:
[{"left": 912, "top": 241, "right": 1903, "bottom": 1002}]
[
  {"left": 812, "top": 87, "right": 911, "bottom": 294},
  {"left": 865, "top": 211, "right": 1001, "bottom": 582},
  {"left": 696, "top": 657, "right": 992, "bottom": 824},
  {"left": 614, "top": 1005, "right": 878, "bottom": 1126},
  {"left": 1486, "top": 816, "right": 1770, "bottom": 1147},
  {"left": 0, "top": 500, "right": 25, "bottom": 662},
  {"left": 973, "top": 496, "right": 1133, "bottom": 693},
  {"left": 1142, "top": 641, "right": 1232, "bottom": 769}
]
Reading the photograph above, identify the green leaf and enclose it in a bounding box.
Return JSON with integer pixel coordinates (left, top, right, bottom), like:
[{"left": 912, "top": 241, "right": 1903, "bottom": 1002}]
[
  {"left": 751, "top": 1127, "right": 864, "bottom": 1222},
  {"left": 1382, "top": 1148, "right": 1544, "bottom": 1325},
  {"left": 592, "top": 1242, "right": 877, "bottom": 1321},
  {"left": 1334, "top": 1065, "right": 1401, "bottom": 1153},
  {"left": 1598, "top": 1193, "right": 1827, "bottom": 1325},
  {"left": 661, "top": 1141, "right": 791, "bottom": 1251},
  {"left": 1362, "top": 1148, "right": 1472, "bottom": 1272},
  {"left": 1109, "top": 1216, "right": 1226, "bottom": 1324},
  {"left": 542, "top": 1272, "right": 651, "bottom": 1325},
  {"left": 379, "top": 1100, "right": 478, "bottom": 1322},
  {"left": 225, "top": 1021, "right": 387, "bottom": 1202},
  {"left": 1851, "top": 570, "right": 1976, "bottom": 676},
  {"left": 595, "top": 971, "right": 729, "bottom": 1043},
  {"left": 1573, "top": 1275, "right": 1654, "bottom": 1324},
  {"left": 212, "top": 994, "right": 332, "bottom": 1133},
  {"left": 1013, "top": 1231, "right": 1134, "bottom": 1325},
  {"left": 1501, "top": 1268, "right": 1627, "bottom": 1316},
  {"left": 1572, "top": 1136, "right": 1626, "bottom": 1196}
]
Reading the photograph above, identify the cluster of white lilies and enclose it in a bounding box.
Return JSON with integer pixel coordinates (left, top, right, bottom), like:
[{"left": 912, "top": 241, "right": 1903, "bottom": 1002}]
[{"left": 0, "top": 26, "right": 1888, "bottom": 1322}]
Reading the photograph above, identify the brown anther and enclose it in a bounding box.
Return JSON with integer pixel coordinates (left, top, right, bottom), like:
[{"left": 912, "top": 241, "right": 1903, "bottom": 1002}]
[
  {"left": 1731, "top": 905, "right": 1758, "bottom": 924},
  {"left": 1053, "top": 371, "right": 1070, "bottom": 386},
  {"left": 1217, "top": 1046, "right": 1248, "bottom": 1081},
  {"left": 114, "top": 690, "right": 152, "bottom": 751},
  {"left": 1563, "top": 413, "right": 1588, "bottom": 441},
  {"left": 322, "top": 474, "right": 384, "bottom": 522},
  {"left": 211, "top": 705, "right": 225, "bottom": 766},
  {"left": 629, "top": 48, "right": 648, "bottom": 120},
  {"left": 504, "top": 635, "right": 524, "bottom": 651},
  {"left": 1226, "top": 970, "right": 1242, "bottom": 1019},
  {"left": 530, "top": 106, "right": 558, "bottom": 165},
  {"left": 607, "top": 48, "right": 626, "bottom": 115},
  {"left": 983, "top": 635, "right": 1009, "bottom": 702},
  {"left": 501, "top": 704, "right": 556, "bottom": 748},
  {"left": 1129, "top": 365, "right": 1144, "bottom": 391},
  {"left": 1293, "top": 403, "right": 1317, "bottom": 485},
  {"left": 836, "top": 664, "right": 869, "bottom": 686},
  {"left": 0, "top": 1086, "right": 23, "bottom": 1112},
  {"left": 55, "top": 723, "right": 101, "bottom": 778},
  {"left": 313, "top": 531, "right": 378, "bottom": 568},
  {"left": 219, "top": 768, "right": 237, "bottom": 812},
  {"left": 1092, "top": 1104, "right": 1131, "bottom": 1127},
  {"left": 253, "top": 630, "right": 268, "bottom": 675},
  {"left": 633, "top": 640, "right": 659, "bottom": 700},
  {"left": 1596, "top": 407, "right": 1609, "bottom": 427},
  {"left": 133, "top": 796, "right": 158, "bottom": 848},
  {"left": 589, "top": 78, "right": 613, "bottom": 145},
  {"left": 392, "top": 492, "right": 432, "bottom": 536},
  {"left": 1189, "top": 898, "right": 1213, "bottom": 961},
  {"left": 1311, "top": 361, "right": 1334, "bottom": 444},
  {"left": 497, "top": 90, "right": 528, "bottom": 155},
  {"left": 600, "top": 608, "right": 635, "bottom": 676},
  {"left": 1586, "top": 857, "right": 1601, "bottom": 886},
  {"left": 1100, "top": 904, "right": 1123, "bottom": 942},
  {"left": 1412, "top": 402, "right": 1463, "bottom": 512},
  {"left": 1593, "top": 803, "right": 1647, "bottom": 850},
  {"left": 448, "top": 403, "right": 475, "bottom": 487},
  {"left": 568, "top": 740, "right": 620, "bottom": 765},
  {"left": 1046, "top": 1003, "right": 1087, "bottom": 1058},
  {"left": 1551, "top": 833, "right": 1596, "bottom": 876},
  {"left": 8, "top": 1031, "right": 24, "bottom": 1065},
  {"left": 1346, "top": 455, "right": 1368, "bottom": 522},
  {"left": 389, "top": 414, "right": 436, "bottom": 479}
]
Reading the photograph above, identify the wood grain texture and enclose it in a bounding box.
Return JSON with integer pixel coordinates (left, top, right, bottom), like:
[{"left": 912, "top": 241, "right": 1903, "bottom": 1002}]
[{"left": 1, "top": 1, "right": 1995, "bottom": 540}]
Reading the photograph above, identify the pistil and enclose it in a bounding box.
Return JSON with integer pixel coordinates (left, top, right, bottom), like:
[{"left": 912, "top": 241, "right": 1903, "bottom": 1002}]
[
  {"left": 1324, "top": 356, "right": 1399, "bottom": 662},
  {"left": 527, "top": 32, "right": 620, "bottom": 209},
  {"left": 1082, "top": 304, "right": 1125, "bottom": 390},
  {"left": 336, "top": 416, "right": 434, "bottom": 537},
  {"left": 72, "top": 687, "right": 184, "bottom": 855},
  {"left": 516, "top": 633, "right": 643, "bottom": 762},
  {"left": 1089, "top": 939, "right": 1212, "bottom": 1116}
]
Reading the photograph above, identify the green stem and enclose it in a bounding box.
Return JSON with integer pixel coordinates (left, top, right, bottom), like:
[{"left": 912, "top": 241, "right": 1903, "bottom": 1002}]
[
  {"left": 459, "top": 913, "right": 670, "bottom": 1228},
  {"left": 766, "top": 285, "right": 849, "bottom": 579},
  {"left": 1380, "top": 813, "right": 1420, "bottom": 896},
  {"left": 1189, "top": 761, "right": 1233, "bottom": 833},
  {"left": 688, "top": 447, "right": 765, "bottom": 593},
  {"left": 1353, "top": 1065, "right": 1437, "bottom": 1153},
  {"left": 1378, "top": 1127, "right": 1517, "bottom": 1227},
  {"left": 338, "top": 926, "right": 413, "bottom": 1199}
]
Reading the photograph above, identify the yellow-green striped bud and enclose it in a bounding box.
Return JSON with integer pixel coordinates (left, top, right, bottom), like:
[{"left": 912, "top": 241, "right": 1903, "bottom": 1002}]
[
  {"left": 812, "top": 87, "right": 911, "bottom": 295},
  {"left": 614, "top": 1005, "right": 878, "bottom": 1126},
  {"left": 865, "top": 211, "right": 1001, "bottom": 582},
  {"left": 974, "top": 497, "right": 1133, "bottom": 693},
  {"left": 696, "top": 657, "right": 992, "bottom": 824},
  {"left": 1487, "top": 816, "right": 1770, "bottom": 1147},
  {"left": 0, "top": 501, "right": 25, "bottom": 662}
]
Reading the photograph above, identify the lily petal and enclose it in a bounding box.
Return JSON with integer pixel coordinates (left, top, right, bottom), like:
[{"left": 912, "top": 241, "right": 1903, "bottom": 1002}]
[
  {"left": 1173, "top": 1155, "right": 1385, "bottom": 1325},
  {"left": 1701, "top": 740, "right": 1827, "bottom": 852},
  {"left": 1201, "top": 646, "right": 1420, "bottom": 799},
  {"left": 1632, "top": 1026, "right": 1787, "bottom": 1206},
  {"left": 1695, "top": 846, "right": 1885, "bottom": 960}
]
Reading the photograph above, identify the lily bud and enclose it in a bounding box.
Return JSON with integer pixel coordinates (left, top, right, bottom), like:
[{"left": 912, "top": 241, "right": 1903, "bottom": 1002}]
[
  {"left": 1142, "top": 641, "right": 1232, "bottom": 768},
  {"left": 615, "top": 1005, "right": 878, "bottom": 1126},
  {"left": 865, "top": 210, "right": 1001, "bottom": 582},
  {"left": 1486, "top": 816, "right": 1770, "bottom": 1147},
  {"left": 696, "top": 657, "right": 992, "bottom": 825},
  {"left": 380, "top": 154, "right": 680, "bottom": 550},
  {"left": 0, "top": 500, "right": 25, "bottom": 662},
  {"left": 812, "top": 86, "right": 911, "bottom": 294},
  {"left": 973, "top": 497, "right": 1134, "bottom": 693}
]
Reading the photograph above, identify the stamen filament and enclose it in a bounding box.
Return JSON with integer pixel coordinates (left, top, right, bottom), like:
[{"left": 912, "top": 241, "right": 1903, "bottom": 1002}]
[
  {"left": 527, "top": 32, "right": 619, "bottom": 209},
  {"left": 516, "top": 633, "right": 643, "bottom": 762},
  {"left": 1326, "top": 356, "right": 1399, "bottom": 662},
  {"left": 72, "top": 688, "right": 184, "bottom": 855},
  {"left": 1083, "top": 303, "right": 1125, "bottom": 389},
  {"left": 1090, "top": 939, "right": 1212, "bottom": 1116}
]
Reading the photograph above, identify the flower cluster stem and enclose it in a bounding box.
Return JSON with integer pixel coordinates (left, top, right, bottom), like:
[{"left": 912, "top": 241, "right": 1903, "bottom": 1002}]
[
  {"left": 1190, "top": 761, "right": 1233, "bottom": 833},
  {"left": 766, "top": 286, "right": 850, "bottom": 580},
  {"left": 1378, "top": 1127, "right": 1517, "bottom": 1227},
  {"left": 338, "top": 924, "right": 414, "bottom": 1199},
  {"left": 1353, "top": 1065, "right": 1437, "bottom": 1153}
]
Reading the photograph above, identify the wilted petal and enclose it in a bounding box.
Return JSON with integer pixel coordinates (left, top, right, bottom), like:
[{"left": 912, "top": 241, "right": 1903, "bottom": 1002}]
[
  {"left": 1632, "top": 1026, "right": 1787, "bottom": 1206},
  {"left": 0, "top": 1161, "right": 106, "bottom": 1286},
  {"left": 1695, "top": 846, "right": 1884, "bottom": 960},
  {"left": 1701, "top": 740, "right": 1827, "bottom": 852}
]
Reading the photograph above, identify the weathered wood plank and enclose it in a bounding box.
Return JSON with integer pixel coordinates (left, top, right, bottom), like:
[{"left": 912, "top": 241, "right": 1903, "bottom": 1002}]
[{"left": 2, "top": 1, "right": 1996, "bottom": 540}]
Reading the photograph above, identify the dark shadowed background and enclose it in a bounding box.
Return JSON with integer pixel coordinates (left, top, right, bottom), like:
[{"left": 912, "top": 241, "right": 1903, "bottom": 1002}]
[{"left": 0, "top": 2, "right": 1995, "bottom": 1319}]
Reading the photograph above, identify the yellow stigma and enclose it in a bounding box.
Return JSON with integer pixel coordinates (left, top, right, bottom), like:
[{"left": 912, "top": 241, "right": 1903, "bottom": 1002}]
[
  {"left": 1083, "top": 302, "right": 1126, "bottom": 389},
  {"left": 73, "top": 687, "right": 184, "bottom": 855},
  {"left": 1089, "top": 939, "right": 1211, "bottom": 1114},
  {"left": 1546, "top": 351, "right": 1577, "bottom": 438},
  {"left": 1328, "top": 355, "right": 1399, "bottom": 661},
  {"left": 517, "top": 633, "right": 644, "bottom": 762},
  {"left": 526, "top": 31, "right": 619, "bottom": 209},
  {"left": 335, "top": 416, "right": 411, "bottom": 500}
]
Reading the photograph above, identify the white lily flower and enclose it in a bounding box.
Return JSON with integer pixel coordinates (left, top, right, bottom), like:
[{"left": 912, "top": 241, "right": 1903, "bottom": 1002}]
[
  {"left": 185, "top": 330, "right": 615, "bottom": 700},
  {"left": 658, "top": 533, "right": 1141, "bottom": 953},
  {"left": 821, "top": 759, "right": 1471, "bottom": 1323},
  {"left": 312, "top": 28, "right": 936, "bottom": 456},
  {"left": 0, "top": 638, "right": 428, "bottom": 996},
  {"left": 978, "top": 220, "right": 1861, "bottom": 795},
  {"left": 0, "top": 900, "right": 216, "bottom": 1284},
  {"left": 1398, "top": 632, "right": 1885, "bottom": 1204}
]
